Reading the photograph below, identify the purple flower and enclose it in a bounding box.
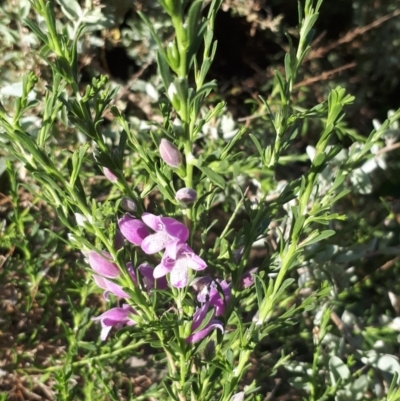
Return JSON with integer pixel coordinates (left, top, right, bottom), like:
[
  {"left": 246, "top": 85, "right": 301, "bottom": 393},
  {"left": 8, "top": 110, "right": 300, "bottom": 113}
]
[
  {"left": 208, "top": 280, "right": 231, "bottom": 316},
  {"left": 240, "top": 268, "right": 258, "bottom": 288},
  {"left": 196, "top": 279, "right": 231, "bottom": 316},
  {"left": 186, "top": 303, "right": 224, "bottom": 344},
  {"left": 92, "top": 304, "right": 136, "bottom": 340},
  {"left": 191, "top": 276, "right": 213, "bottom": 292},
  {"left": 154, "top": 242, "right": 207, "bottom": 288},
  {"left": 88, "top": 251, "right": 120, "bottom": 278},
  {"left": 140, "top": 213, "right": 189, "bottom": 255},
  {"left": 118, "top": 214, "right": 150, "bottom": 246},
  {"left": 159, "top": 138, "right": 182, "bottom": 168},
  {"left": 127, "top": 262, "right": 168, "bottom": 291},
  {"left": 93, "top": 274, "right": 130, "bottom": 299}
]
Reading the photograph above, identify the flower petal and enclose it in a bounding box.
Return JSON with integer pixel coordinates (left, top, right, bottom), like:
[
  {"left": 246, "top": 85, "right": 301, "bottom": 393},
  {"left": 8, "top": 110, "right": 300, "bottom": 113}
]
[
  {"left": 118, "top": 214, "right": 150, "bottom": 246},
  {"left": 154, "top": 261, "right": 173, "bottom": 279},
  {"left": 186, "top": 319, "right": 224, "bottom": 344},
  {"left": 161, "top": 217, "right": 189, "bottom": 242},
  {"left": 141, "top": 231, "right": 170, "bottom": 254},
  {"left": 88, "top": 251, "right": 120, "bottom": 278},
  {"left": 105, "top": 279, "right": 130, "bottom": 298},
  {"left": 141, "top": 212, "right": 162, "bottom": 231},
  {"left": 209, "top": 280, "right": 231, "bottom": 316},
  {"left": 92, "top": 305, "right": 136, "bottom": 340},
  {"left": 170, "top": 261, "right": 189, "bottom": 288},
  {"left": 191, "top": 303, "right": 210, "bottom": 332},
  {"left": 240, "top": 268, "right": 258, "bottom": 288}
]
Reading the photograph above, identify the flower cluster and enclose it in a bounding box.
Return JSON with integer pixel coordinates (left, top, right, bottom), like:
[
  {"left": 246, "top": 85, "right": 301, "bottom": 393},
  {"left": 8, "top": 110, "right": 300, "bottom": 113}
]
[
  {"left": 87, "top": 250, "right": 167, "bottom": 340},
  {"left": 87, "top": 213, "right": 209, "bottom": 340},
  {"left": 118, "top": 212, "right": 207, "bottom": 288},
  {"left": 187, "top": 277, "right": 231, "bottom": 343}
]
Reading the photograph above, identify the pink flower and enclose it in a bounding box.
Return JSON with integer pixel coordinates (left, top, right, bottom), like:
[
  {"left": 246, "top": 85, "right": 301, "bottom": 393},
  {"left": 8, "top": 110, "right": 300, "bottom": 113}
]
[
  {"left": 93, "top": 262, "right": 168, "bottom": 300},
  {"left": 240, "top": 268, "right": 258, "bottom": 288},
  {"left": 88, "top": 251, "right": 120, "bottom": 278},
  {"left": 93, "top": 274, "right": 130, "bottom": 299},
  {"left": 196, "top": 279, "right": 231, "bottom": 316},
  {"left": 186, "top": 303, "right": 224, "bottom": 344},
  {"left": 92, "top": 304, "right": 136, "bottom": 340},
  {"left": 127, "top": 262, "right": 168, "bottom": 291},
  {"left": 208, "top": 280, "right": 231, "bottom": 316},
  {"left": 140, "top": 213, "right": 189, "bottom": 255},
  {"left": 118, "top": 214, "right": 151, "bottom": 246},
  {"left": 154, "top": 242, "right": 206, "bottom": 288}
]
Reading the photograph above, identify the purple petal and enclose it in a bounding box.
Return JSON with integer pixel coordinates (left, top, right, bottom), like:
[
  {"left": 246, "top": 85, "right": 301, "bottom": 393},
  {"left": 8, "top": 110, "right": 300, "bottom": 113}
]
[
  {"left": 186, "top": 319, "right": 224, "bottom": 344},
  {"left": 88, "top": 251, "right": 120, "bottom": 278},
  {"left": 141, "top": 213, "right": 162, "bottom": 231},
  {"left": 118, "top": 214, "right": 150, "bottom": 246},
  {"left": 191, "top": 303, "right": 211, "bottom": 332},
  {"left": 126, "top": 262, "right": 138, "bottom": 286},
  {"left": 241, "top": 268, "right": 258, "bottom": 288},
  {"left": 114, "top": 228, "right": 125, "bottom": 250},
  {"left": 92, "top": 305, "right": 136, "bottom": 340},
  {"left": 170, "top": 261, "right": 189, "bottom": 288},
  {"left": 106, "top": 279, "right": 130, "bottom": 298},
  {"left": 209, "top": 280, "right": 231, "bottom": 316},
  {"left": 141, "top": 231, "right": 170, "bottom": 254},
  {"left": 191, "top": 276, "right": 213, "bottom": 292},
  {"left": 154, "top": 262, "right": 173, "bottom": 279},
  {"left": 189, "top": 253, "right": 207, "bottom": 270},
  {"left": 93, "top": 274, "right": 129, "bottom": 299},
  {"left": 161, "top": 217, "right": 189, "bottom": 242}
]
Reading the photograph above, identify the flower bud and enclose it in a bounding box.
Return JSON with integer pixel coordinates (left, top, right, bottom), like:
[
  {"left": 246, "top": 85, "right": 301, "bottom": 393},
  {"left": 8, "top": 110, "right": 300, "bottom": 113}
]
[
  {"left": 103, "top": 167, "right": 118, "bottom": 183},
  {"left": 176, "top": 187, "right": 197, "bottom": 204},
  {"left": 159, "top": 138, "right": 182, "bottom": 168},
  {"left": 121, "top": 197, "right": 137, "bottom": 212},
  {"left": 88, "top": 251, "right": 120, "bottom": 278}
]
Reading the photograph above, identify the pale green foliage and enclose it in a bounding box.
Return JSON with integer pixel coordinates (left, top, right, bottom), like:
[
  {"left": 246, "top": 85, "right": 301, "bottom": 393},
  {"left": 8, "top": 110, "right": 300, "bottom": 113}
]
[{"left": 1, "top": 0, "right": 400, "bottom": 400}]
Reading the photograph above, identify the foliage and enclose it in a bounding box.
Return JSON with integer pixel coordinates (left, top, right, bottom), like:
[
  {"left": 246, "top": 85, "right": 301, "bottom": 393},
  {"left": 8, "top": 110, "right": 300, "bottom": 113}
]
[{"left": 1, "top": 0, "right": 400, "bottom": 400}]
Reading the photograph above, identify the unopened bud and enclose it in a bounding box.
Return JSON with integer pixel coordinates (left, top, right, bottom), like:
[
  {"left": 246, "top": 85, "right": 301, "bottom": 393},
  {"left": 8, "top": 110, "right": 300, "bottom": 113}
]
[
  {"left": 103, "top": 167, "right": 118, "bottom": 183},
  {"left": 176, "top": 187, "right": 197, "bottom": 204},
  {"left": 159, "top": 138, "right": 182, "bottom": 168},
  {"left": 121, "top": 197, "right": 137, "bottom": 212}
]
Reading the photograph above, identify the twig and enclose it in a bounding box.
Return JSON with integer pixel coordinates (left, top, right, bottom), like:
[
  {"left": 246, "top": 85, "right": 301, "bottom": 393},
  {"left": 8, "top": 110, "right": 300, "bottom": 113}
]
[
  {"left": 308, "top": 9, "right": 400, "bottom": 60},
  {"left": 293, "top": 62, "right": 356, "bottom": 89},
  {"left": 375, "top": 141, "right": 400, "bottom": 157}
]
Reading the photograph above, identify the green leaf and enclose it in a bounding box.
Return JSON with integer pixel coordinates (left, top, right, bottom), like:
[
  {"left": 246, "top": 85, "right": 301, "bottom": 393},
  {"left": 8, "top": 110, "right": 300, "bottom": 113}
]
[
  {"left": 329, "top": 355, "right": 350, "bottom": 386},
  {"left": 138, "top": 12, "right": 167, "bottom": 61},
  {"left": 198, "top": 165, "right": 225, "bottom": 189},
  {"left": 157, "top": 52, "right": 173, "bottom": 91},
  {"left": 300, "top": 229, "right": 336, "bottom": 248},
  {"left": 24, "top": 18, "right": 48, "bottom": 44},
  {"left": 249, "top": 134, "right": 265, "bottom": 164},
  {"left": 186, "top": 0, "right": 203, "bottom": 44}
]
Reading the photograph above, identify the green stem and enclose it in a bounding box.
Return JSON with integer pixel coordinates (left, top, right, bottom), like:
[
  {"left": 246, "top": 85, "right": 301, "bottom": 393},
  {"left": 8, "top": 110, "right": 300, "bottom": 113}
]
[{"left": 38, "top": 340, "right": 146, "bottom": 372}]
